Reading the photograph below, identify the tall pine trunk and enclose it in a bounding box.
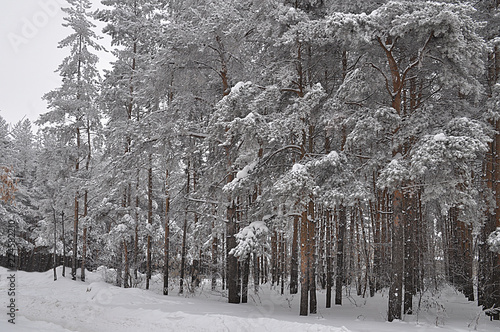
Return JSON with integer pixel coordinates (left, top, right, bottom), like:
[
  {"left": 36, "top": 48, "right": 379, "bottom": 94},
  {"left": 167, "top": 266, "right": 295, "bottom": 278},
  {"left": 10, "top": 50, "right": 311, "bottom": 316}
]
[
  {"left": 388, "top": 190, "right": 404, "bottom": 321},
  {"left": 81, "top": 121, "right": 91, "bottom": 282},
  {"left": 124, "top": 240, "right": 129, "bottom": 288},
  {"left": 290, "top": 215, "right": 299, "bottom": 294},
  {"left": 308, "top": 200, "right": 317, "bottom": 314},
  {"left": 180, "top": 161, "right": 190, "bottom": 294},
  {"left": 211, "top": 218, "right": 218, "bottom": 291},
  {"left": 227, "top": 200, "right": 239, "bottom": 303},
  {"left": 163, "top": 169, "right": 170, "bottom": 295},
  {"left": 242, "top": 255, "right": 250, "bottom": 303},
  {"left": 62, "top": 212, "right": 65, "bottom": 277},
  {"left": 146, "top": 157, "right": 153, "bottom": 290},
  {"left": 72, "top": 127, "right": 80, "bottom": 281},
  {"left": 53, "top": 208, "right": 57, "bottom": 281},
  {"left": 335, "top": 205, "right": 346, "bottom": 305},
  {"left": 81, "top": 191, "right": 88, "bottom": 282},
  {"left": 299, "top": 209, "right": 309, "bottom": 316},
  {"left": 326, "top": 209, "right": 333, "bottom": 307}
]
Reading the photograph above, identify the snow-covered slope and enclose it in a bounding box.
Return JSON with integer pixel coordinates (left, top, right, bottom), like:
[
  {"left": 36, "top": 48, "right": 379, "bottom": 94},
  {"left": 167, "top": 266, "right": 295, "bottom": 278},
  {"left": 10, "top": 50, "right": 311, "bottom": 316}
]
[{"left": 0, "top": 267, "right": 497, "bottom": 331}]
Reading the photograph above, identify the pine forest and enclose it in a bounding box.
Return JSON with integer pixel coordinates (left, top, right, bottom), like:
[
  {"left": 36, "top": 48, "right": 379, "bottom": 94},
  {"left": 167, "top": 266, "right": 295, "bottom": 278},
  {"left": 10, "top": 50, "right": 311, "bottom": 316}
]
[{"left": 1, "top": 0, "right": 500, "bottom": 329}]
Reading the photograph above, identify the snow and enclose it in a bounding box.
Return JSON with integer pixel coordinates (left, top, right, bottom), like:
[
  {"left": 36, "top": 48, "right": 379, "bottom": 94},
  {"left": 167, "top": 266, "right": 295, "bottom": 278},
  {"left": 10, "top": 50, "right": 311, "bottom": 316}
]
[
  {"left": 487, "top": 227, "right": 500, "bottom": 253},
  {"left": 434, "top": 133, "right": 447, "bottom": 142},
  {"left": 114, "top": 224, "right": 127, "bottom": 233},
  {"left": 291, "top": 163, "right": 306, "bottom": 173},
  {"left": 231, "top": 220, "right": 269, "bottom": 259},
  {"left": 230, "top": 81, "right": 251, "bottom": 95},
  {"left": 0, "top": 267, "right": 498, "bottom": 332},
  {"left": 235, "top": 161, "right": 258, "bottom": 180}
]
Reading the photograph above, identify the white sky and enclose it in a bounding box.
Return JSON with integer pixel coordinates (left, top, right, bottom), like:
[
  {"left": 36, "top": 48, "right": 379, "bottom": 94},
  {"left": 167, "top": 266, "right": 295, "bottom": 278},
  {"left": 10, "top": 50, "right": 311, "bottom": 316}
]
[{"left": 0, "top": 0, "right": 112, "bottom": 127}]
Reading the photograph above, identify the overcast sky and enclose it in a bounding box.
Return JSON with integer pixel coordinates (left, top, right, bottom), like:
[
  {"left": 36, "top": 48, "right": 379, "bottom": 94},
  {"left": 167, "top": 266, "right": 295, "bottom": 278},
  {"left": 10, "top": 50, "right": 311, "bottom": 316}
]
[{"left": 0, "top": 0, "right": 111, "bottom": 127}]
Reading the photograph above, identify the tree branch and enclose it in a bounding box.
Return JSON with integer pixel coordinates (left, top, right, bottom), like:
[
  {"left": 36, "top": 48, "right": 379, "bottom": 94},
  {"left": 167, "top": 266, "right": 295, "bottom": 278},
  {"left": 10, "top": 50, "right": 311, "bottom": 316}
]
[
  {"left": 401, "top": 31, "right": 434, "bottom": 84},
  {"left": 367, "top": 62, "right": 392, "bottom": 96}
]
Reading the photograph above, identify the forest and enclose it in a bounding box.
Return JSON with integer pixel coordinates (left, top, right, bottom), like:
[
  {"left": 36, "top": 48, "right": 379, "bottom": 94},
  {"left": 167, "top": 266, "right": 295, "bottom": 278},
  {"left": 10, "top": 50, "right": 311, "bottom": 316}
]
[{"left": 1, "top": 0, "right": 500, "bottom": 324}]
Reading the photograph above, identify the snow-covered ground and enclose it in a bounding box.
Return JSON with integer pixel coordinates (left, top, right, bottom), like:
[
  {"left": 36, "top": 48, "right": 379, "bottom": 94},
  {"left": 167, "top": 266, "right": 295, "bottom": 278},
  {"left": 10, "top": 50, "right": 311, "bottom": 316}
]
[{"left": 0, "top": 266, "right": 498, "bottom": 332}]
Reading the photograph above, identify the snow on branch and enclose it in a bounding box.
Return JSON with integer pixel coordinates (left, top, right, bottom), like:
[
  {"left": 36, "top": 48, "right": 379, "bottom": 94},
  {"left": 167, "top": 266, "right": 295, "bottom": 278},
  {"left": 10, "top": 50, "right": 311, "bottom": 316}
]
[
  {"left": 229, "top": 220, "right": 269, "bottom": 260},
  {"left": 487, "top": 227, "right": 500, "bottom": 254}
]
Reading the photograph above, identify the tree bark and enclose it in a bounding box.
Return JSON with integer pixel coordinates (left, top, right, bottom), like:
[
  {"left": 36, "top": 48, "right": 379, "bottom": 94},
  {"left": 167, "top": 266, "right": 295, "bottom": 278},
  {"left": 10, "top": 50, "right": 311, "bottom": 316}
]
[
  {"left": 163, "top": 169, "right": 170, "bottom": 295},
  {"left": 62, "top": 212, "right": 65, "bottom": 277},
  {"left": 211, "top": 218, "right": 218, "bottom": 291},
  {"left": 81, "top": 190, "right": 88, "bottom": 282},
  {"left": 116, "top": 243, "right": 123, "bottom": 287},
  {"left": 403, "top": 190, "right": 415, "bottom": 315},
  {"left": 53, "top": 208, "right": 57, "bottom": 281},
  {"left": 388, "top": 190, "right": 404, "bottom": 322},
  {"left": 146, "top": 156, "right": 153, "bottom": 290},
  {"left": 254, "top": 254, "right": 260, "bottom": 294},
  {"left": 271, "top": 231, "right": 278, "bottom": 285},
  {"left": 242, "top": 255, "right": 250, "bottom": 303},
  {"left": 81, "top": 120, "right": 91, "bottom": 282},
  {"left": 300, "top": 209, "right": 309, "bottom": 316},
  {"left": 227, "top": 201, "right": 240, "bottom": 303},
  {"left": 326, "top": 209, "right": 332, "bottom": 307},
  {"left": 134, "top": 170, "right": 140, "bottom": 281},
  {"left": 290, "top": 215, "right": 299, "bottom": 294},
  {"left": 72, "top": 126, "right": 81, "bottom": 281},
  {"left": 280, "top": 232, "right": 286, "bottom": 296},
  {"left": 335, "top": 205, "right": 346, "bottom": 305},
  {"left": 180, "top": 161, "right": 190, "bottom": 295},
  {"left": 308, "top": 200, "right": 317, "bottom": 314},
  {"left": 124, "top": 240, "right": 129, "bottom": 288}
]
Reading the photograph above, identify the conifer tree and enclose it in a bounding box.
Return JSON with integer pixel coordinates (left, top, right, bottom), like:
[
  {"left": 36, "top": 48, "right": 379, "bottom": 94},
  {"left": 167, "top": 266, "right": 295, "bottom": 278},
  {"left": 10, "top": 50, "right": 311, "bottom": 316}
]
[{"left": 40, "top": 0, "right": 102, "bottom": 281}]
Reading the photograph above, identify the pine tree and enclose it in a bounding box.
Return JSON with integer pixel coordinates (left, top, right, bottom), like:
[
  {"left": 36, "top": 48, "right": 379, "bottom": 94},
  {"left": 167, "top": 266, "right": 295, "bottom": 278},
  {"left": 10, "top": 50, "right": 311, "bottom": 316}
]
[{"left": 40, "top": 0, "right": 102, "bottom": 281}]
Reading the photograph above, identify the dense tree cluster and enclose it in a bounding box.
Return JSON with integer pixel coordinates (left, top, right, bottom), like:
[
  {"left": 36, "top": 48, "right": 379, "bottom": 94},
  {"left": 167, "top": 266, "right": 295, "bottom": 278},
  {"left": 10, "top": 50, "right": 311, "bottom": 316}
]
[{"left": 1, "top": 0, "right": 500, "bottom": 321}]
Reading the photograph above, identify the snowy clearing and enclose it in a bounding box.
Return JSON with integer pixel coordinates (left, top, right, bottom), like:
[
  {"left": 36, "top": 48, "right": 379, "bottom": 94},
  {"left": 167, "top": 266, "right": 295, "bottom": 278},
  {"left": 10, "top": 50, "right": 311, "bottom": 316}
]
[{"left": 0, "top": 267, "right": 498, "bottom": 332}]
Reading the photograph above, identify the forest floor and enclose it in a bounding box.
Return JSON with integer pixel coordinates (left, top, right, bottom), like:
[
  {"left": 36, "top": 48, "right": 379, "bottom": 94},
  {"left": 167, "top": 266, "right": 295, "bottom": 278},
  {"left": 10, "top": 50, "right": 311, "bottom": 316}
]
[{"left": 0, "top": 266, "right": 498, "bottom": 331}]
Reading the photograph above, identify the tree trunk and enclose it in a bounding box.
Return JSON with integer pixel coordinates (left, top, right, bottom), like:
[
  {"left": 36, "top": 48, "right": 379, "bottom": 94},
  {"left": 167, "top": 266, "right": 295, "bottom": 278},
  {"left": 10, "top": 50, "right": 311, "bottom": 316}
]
[
  {"left": 290, "top": 214, "right": 299, "bottom": 294},
  {"left": 355, "top": 209, "right": 363, "bottom": 296},
  {"left": 191, "top": 167, "right": 201, "bottom": 290},
  {"left": 403, "top": 190, "right": 415, "bottom": 315},
  {"left": 163, "top": 169, "right": 170, "bottom": 295},
  {"left": 300, "top": 209, "right": 309, "bottom": 316},
  {"left": 308, "top": 200, "right": 317, "bottom": 314},
  {"left": 134, "top": 170, "right": 140, "bottom": 281},
  {"left": 326, "top": 209, "right": 332, "bottom": 307},
  {"left": 72, "top": 191, "right": 79, "bottom": 281},
  {"left": 53, "top": 208, "right": 57, "bottom": 281},
  {"left": 81, "top": 190, "right": 88, "bottom": 282},
  {"left": 62, "top": 212, "right": 65, "bottom": 277},
  {"left": 242, "top": 255, "right": 250, "bottom": 303},
  {"left": 116, "top": 244, "right": 123, "bottom": 287},
  {"left": 180, "top": 163, "right": 189, "bottom": 295},
  {"left": 72, "top": 127, "right": 80, "bottom": 281},
  {"left": 254, "top": 255, "right": 260, "bottom": 294},
  {"left": 280, "top": 232, "right": 286, "bottom": 296},
  {"left": 124, "top": 240, "right": 129, "bottom": 288},
  {"left": 388, "top": 190, "right": 404, "bottom": 322},
  {"left": 81, "top": 120, "right": 91, "bottom": 282},
  {"left": 479, "top": 115, "right": 500, "bottom": 319},
  {"left": 212, "top": 218, "right": 218, "bottom": 291},
  {"left": 146, "top": 158, "right": 153, "bottom": 290},
  {"left": 335, "top": 205, "right": 346, "bottom": 305},
  {"left": 271, "top": 231, "right": 278, "bottom": 285},
  {"left": 227, "top": 201, "right": 240, "bottom": 303},
  {"left": 180, "top": 230, "right": 186, "bottom": 294}
]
